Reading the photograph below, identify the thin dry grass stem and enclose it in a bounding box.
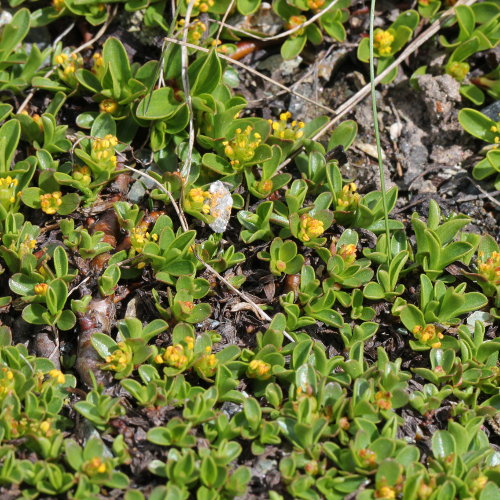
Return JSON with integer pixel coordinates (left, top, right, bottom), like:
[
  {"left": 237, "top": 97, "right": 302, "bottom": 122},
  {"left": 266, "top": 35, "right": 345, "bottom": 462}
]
[
  {"left": 247, "top": 43, "right": 337, "bottom": 107},
  {"left": 180, "top": 0, "right": 197, "bottom": 185},
  {"left": 456, "top": 191, "right": 500, "bottom": 203},
  {"left": 121, "top": 165, "right": 190, "bottom": 231},
  {"left": 215, "top": 0, "right": 236, "bottom": 43},
  {"left": 275, "top": 0, "right": 478, "bottom": 172},
  {"left": 71, "top": 6, "right": 118, "bottom": 56},
  {"left": 157, "top": 38, "right": 167, "bottom": 89},
  {"left": 196, "top": 256, "right": 296, "bottom": 343},
  {"left": 68, "top": 276, "right": 91, "bottom": 297},
  {"left": 467, "top": 177, "right": 500, "bottom": 208},
  {"left": 52, "top": 22, "right": 75, "bottom": 49},
  {"left": 211, "top": 0, "right": 341, "bottom": 41},
  {"left": 122, "top": 164, "right": 295, "bottom": 343},
  {"left": 17, "top": 6, "right": 117, "bottom": 114},
  {"left": 163, "top": 37, "right": 336, "bottom": 113}
]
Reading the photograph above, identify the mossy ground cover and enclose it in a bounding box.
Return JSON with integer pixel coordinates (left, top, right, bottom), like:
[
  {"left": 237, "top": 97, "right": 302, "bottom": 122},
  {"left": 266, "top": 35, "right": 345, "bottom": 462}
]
[{"left": 0, "top": 0, "right": 499, "bottom": 499}]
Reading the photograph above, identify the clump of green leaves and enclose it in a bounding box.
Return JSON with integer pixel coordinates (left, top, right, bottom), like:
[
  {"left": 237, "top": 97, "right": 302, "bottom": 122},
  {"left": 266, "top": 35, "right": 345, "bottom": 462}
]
[
  {"left": 458, "top": 108, "right": 500, "bottom": 189},
  {"left": 358, "top": 10, "right": 420, "bottom": 83}
]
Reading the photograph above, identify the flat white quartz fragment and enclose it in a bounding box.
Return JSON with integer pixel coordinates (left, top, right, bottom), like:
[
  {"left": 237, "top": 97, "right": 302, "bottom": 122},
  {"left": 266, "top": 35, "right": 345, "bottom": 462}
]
[{"left": 205, "top": 181, "right": 232, "bottom": 233}]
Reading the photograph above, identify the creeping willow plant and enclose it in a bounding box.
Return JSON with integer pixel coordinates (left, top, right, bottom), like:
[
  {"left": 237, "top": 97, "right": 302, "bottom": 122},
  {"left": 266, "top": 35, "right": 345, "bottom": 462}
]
[{"left": 0, "top": 4, "right": 499, "bottom": 499}]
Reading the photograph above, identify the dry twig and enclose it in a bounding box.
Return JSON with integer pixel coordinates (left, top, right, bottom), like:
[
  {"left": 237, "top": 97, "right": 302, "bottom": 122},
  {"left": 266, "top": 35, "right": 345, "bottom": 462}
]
[{"left": 163, "top": 37, "right": 336, "bottom": 114}]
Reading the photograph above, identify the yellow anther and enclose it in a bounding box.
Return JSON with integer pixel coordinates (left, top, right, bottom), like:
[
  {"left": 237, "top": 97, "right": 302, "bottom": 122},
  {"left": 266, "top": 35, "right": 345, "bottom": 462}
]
[
  {"left": 55, "top": 53, "right": 68, "bottom": 65},
  {"left": 103, "top": 343, "right": 131, "bottom": 372},
  {"left": 298, "top": 215, "right": 325, "bottom": 242},
  {"left": 375, "top": 486, "right": 396, "bottom": 499},
  {"left": 223, "top": 126, "right": 262, "bottom": 168},
  {"left": 48, "top": 369, "right": 66, "bottom": 384},
  {"left": 374, "top": 391, "right": 392, "bottom": 411},
  {"left": 478, "top": 251, "right": 500, "bottom": 286},
  {"left": 83, "top": 457, "right": 108, "bottom": 477},
  {"left": 34, "top": 283, "right": 49, "bottom": 295},
  {"left": 99, "top": 99, "right": 118, "bottom": 113},
  {"left": 271, "top": 112, "right": 305, "bottom": 140},
  {"left": 374, "top": 29, "right": 394, "bottom": 56},
  {"left": 247, "top": 359, "right": 272, "bottom": 379},
  {"left": 287, "top": 15, "right": 307, "bottom": 37},
  {"left": 412, "top": 324, "right": 443, "bottom": 348}
]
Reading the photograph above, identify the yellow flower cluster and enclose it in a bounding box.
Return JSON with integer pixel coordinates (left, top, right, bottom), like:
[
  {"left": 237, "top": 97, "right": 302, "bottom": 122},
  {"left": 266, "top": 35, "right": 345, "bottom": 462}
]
[
  {"left": 0, "top": 176, "right": 19, "bottom": 210},
  {"left": 193, "top": 0, "right": 214, "bottom": 12},
  {"left": 471, "top": 475, "right": 488, "bottom": 493},
  {"left": 156, "top": 336, "right": 195, "bottom": 369},
  {"left": 287, "top": 15, "right": 307, "bottom": 37},
  {"left": 92, "top": 134, "right": 119, "bottom": 171},
  {"left": 256, "top": 179, "right": 274, "bottom": 196},
  {"left": 72, "top": 165, "right": 92, "bottom": 186},
  {"left": 268, "top": 112, "right": 305, "bottom": 141},
  {"left": 338, "top": 243, "right": 357, "bottom": 265},
  {"left": 55, "top": 52, "right": 83, "bottom": 85},
  {"left": 358, "top": 448, "right": 377, "bottom": 468},
  {"left": 163, "top": 345, "right": 188, "bottom": 368},
  {"left": 179, "top": 300, "right": 195, "bottom": 315},
  {"left": 374, "top": 390, "right": 392, "bottom": 410},
  {"left": 211, "top": 39, "right": 229, "bottom": 55},
  {"left": 38, "top": 420, "right": 52, "bottom": 435},
  {"left": 92, "top": 52, "right": 105, "bottom": 79},
  {"left": 20, "top": 236, "right": 37, "bottom": 255},
  {"left": 298, "top": 215, "right": 325, "bottom": 242},
  {"left": 247, "top": 359, "right": 272, "bottom": 380},
  {"left": 104, "top": 342, "right": 132, "bottom": 372},
  {"left": 83, "top": 457, "right": 109, "bottom": 476},
  {"left": 446, "top": 61, "right": 469, "bottom": 82},
  {"left": 187, "top": 188, "right": 211, "bottom": 214},
  {"left": 477, "top": 251, "right": 500, "bottom": 286},
  {"left": 40, "top": 192, "right": 62, "bottom": 215},
  {"left": 48, "top": 369, "right": 66, "bottom": 384},
  {"left": 336, "top": 183, "right": 360, "bottom": 211},
  {"left": 99, "top": 99, "right": 119, "bottom": 114},
  {"left": 375, "top": 485, "right": 396, "bottom": 499},
  {"left": 130, "top": 223, "right": 158, "bottom": 253},
  {"left": 7, "top": 414, "right": 55, "bottom": 439},
  {"left": 0, "top": 366, "right": 14, "bottom": 397},
  {"left": 412, "top": 324, "right": 444, "bottom": 349},
  {"left": 374, "top": 30, "right": 395, "bottom": 56},
  {"left": 34, "top": 283, "right": 48, "bottom": 295},
  {"left": 307, "top": 0, "right": 325, "bottom": 10},
  {"left": 32, "top": 113, "right": 44, "bottom": 132},
  {"left": 177, "top": 19, "right": 207, "bottom": 44},
  {"left": 194, "top": 346, "right": 218, "bottom": 377},
  {"left": 223, "top": 126, "right": 262, "bottom": 168}
]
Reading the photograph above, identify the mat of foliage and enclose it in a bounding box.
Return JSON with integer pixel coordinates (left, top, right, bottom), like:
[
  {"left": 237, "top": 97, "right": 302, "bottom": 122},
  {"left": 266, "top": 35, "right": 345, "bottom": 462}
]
[{"left": 0, "top": 0, "right": 499, "bottom": 499}]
